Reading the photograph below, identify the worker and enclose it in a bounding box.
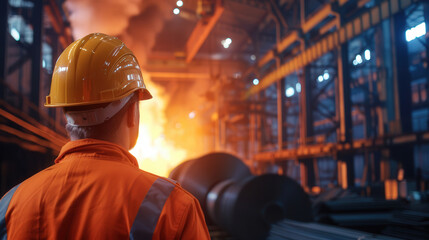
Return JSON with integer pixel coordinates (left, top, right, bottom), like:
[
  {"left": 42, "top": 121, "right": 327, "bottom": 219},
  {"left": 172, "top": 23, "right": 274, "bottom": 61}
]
[{"left": 0, "top": 33, "right": 210, "bottom": 239}]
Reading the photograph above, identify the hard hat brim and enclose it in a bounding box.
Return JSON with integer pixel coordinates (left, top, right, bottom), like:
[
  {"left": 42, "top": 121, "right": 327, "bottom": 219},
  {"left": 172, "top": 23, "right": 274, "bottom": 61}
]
[{"left": 45, "top": 89, "right": 152, "bottom": 108}]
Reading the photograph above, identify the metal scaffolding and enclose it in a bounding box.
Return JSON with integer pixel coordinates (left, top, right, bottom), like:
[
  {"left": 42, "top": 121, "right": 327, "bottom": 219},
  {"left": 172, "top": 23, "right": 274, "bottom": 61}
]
[
  {"left": 0, "top": 0, "right": 72, "bottom": 194},
  {"left": 221, "top": 0, "right": 429, "bottom": 194}
]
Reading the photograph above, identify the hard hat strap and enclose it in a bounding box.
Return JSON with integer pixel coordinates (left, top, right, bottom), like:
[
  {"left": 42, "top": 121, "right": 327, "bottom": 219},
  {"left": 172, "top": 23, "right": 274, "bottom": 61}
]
[{"left": 65, "top": 94, "right": 134, "bottom": 127}]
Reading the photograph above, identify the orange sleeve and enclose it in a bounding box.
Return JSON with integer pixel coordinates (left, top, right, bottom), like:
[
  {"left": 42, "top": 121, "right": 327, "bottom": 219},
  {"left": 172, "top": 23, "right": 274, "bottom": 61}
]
[{"left": 175, "top": 196, "right": 211, "bottom": 240}]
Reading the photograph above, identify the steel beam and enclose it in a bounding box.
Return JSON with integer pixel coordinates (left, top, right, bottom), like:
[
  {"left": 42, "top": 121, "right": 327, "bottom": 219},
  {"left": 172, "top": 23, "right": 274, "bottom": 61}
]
[
  {"left": 425, "top": 3, "right": 429, "bottom": 108},
  {"left": 276, "top": 58, "right": 286, "bottom": 150},
  {"left": 0, "top": 0, "right": 8, "bottom": 100},
  {"left": 269, "top": 0, "right": 288, "bottom": 29},
  {"left": 390, "top": 11, "right": 414, "bottom": 178},
  {"left": 44, "top": 0, "right": 73, "bottom": 48},
  {"left": 301, "top": 158, "right": 316, "bottom": 188},
  {"left": 337, "top": 45, "right": 352, "bottom": 142},
  {"left": 185, "top": 0, "right": 224, "bottom": 63},
  {"left": 249, "top": 0, "right": 417, "bottom": 96},
  {"left": 392, "top": 12, "right": 412, "bottom": 133},
  {"left": 30, "top": 0, "right": 43, "bottom": 108},
  {"left": 148, "top": 72, "right": 210, "bottom": 80},
  {"left": 301, "top": 4, "right": 333, "bottom": 34},
  {"left": 299, "top": 64, "right": 314, "bottom": 145},
  {"left": 337, "top": 33, "right": 354, "bottom": 189}
]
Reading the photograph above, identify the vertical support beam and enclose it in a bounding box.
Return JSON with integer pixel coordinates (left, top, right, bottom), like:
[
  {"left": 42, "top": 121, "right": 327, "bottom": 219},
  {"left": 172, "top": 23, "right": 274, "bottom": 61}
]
[
  {"left": 336, "top": 153, "right": 355, "bottom": 189},
  {"left": 299, "top": 66, "right": 313, "bottom": 144},
  {"left": 424, "top": 3, "right": 429, "bottom": 101},
  {"left": 0, "top": 0, "right": 8, "bottom": 100},
  {"left": 337, "top": 160, "right": 347, "bottom": 189},
  {"left": 392, "top": 11, "right": 412, "bottom": 133},
  {"left": 299, "top": 162, "right": 307, "bottom": 189},
  {"left": 336, "top": 14, "right": 354, "bottom": 188},
  {"left": 390, "top": 11, "right": 414, "bottom": 179},
  {"left": 276, "top": 58, "right": 286, "bottom": 150},
  {"left": 305, "top": 158, "right": 316, "bottom": 188},
  {"left": 299, "top": 159, "right": 315, "bottom": 190},
  {"left": 337, "top": 44, "right": 352, "bottom": 142},
  {"left": 31, "top": 0, "right": 43, "bottom": 109},
  {"left": 300, "top": 0, "right": 306, "bottom": 25},
  {"left": 0, "top": 0, "right": 9, "bottom": 196},
  {"left": 257, "top": 91, "right": 263, "bottom": 152}
]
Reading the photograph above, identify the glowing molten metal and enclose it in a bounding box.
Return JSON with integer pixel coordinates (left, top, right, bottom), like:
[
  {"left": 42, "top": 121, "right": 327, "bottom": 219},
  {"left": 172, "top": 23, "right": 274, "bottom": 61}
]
[{"left": 130, "top": 73, "right": 187, "bottom": 177}]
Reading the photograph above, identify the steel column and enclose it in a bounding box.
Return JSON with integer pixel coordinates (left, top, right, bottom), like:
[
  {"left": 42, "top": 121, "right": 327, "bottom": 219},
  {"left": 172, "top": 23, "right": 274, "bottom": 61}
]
[
  {"left": 299, "top": 67, "right": 313, "bottom": 145},
  {"left": 30, "top": 0, "right": 43, "bottom": 108},
  {"left": 337, "top": 45, "right": 352, "bottom": 143},
  {"left": 425, "top": 3, "right": 429, "bottom": 98},
  {"left": 276, "top": 58, "right": 286, "bottom": 150},
  {"left": 392, "top": 11, "right": 412, "bottom": 133},
  {"left": 0, "top": 0, "right": 8, "bottom": 100},
  {"left": 335, "top": 10, "right": 354, "bottom": 187},
  {"left": 391, "top": 11, "right": 414, "bottom": 179}
]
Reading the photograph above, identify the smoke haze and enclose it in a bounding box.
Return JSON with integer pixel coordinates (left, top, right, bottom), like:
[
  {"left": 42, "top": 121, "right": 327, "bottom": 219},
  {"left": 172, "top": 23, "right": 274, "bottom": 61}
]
[
  {"left": 65, "top": 0, "right": 172, "bottom": 64},
  {"left": 64, "top": 0, "right": 188, "bottom": 176}
]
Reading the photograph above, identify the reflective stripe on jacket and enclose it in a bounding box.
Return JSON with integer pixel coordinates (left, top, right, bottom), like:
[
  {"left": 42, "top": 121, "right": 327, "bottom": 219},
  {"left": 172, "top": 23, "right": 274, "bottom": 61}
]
[{"left": 0, "top": 139, "right": 210, "bottom": 240}]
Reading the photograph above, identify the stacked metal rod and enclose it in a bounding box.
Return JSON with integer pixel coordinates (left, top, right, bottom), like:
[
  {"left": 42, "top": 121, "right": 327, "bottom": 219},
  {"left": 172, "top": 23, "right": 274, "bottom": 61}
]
[{"left": 268, "top": 219, "right": 401, "bottom": 240}]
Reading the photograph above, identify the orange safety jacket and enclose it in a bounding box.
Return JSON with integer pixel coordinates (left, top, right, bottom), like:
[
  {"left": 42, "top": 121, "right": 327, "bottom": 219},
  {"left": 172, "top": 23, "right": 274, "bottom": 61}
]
[{"left": 0, "top": 139, "right": 210, "bottom": 240}]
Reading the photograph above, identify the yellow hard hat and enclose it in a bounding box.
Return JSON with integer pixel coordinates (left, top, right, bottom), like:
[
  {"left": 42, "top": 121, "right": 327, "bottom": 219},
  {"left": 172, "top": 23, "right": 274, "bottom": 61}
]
[{"left": 45, "top": 33, "right": 152, "bottom": 108}]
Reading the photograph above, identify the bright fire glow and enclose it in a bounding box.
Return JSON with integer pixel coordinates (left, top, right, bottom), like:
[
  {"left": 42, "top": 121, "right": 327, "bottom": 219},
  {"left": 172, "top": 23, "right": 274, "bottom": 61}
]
[{"left": 130, "top": 73, "right": 187, "bottom": 177}]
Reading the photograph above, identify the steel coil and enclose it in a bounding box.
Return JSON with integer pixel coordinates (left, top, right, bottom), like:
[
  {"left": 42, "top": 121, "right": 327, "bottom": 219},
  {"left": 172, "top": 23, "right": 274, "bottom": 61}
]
[{"left": 170, "top": 152, "right": 313, "bottom": 240}]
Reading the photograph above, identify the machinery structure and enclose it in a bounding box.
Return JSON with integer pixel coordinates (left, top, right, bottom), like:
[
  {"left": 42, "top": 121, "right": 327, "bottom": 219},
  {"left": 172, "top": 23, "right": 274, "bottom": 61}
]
[
  {"left": 1, "top": 0, "right": 429, "bottom": 238},
  {"left": 171, "top": 152, "right": 418, "bottom": 240},
  {"left": 170, "top": 152, "right": 313, "bottom": 240}
]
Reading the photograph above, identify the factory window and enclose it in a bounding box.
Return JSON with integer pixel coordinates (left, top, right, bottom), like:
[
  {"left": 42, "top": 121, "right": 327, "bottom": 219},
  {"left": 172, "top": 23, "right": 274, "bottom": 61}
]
[
  {"left": 283, "top": 73, "right": 300, "bottom": 149},
  {"left": 348, "top": 27, "right": 378, "bottom": 140},
  {"left": 42, "top": 43, "right": 53, "bottom": 74},
  {"left": 8, "top": 15, "right": 33, "bottom": 44},
  {"left": 405, "top": 4, "right": 428, "bottom": 132},
  {"left": 317, "top": 157, "right": 337, "bottom": 187},
  {"left": 308, "top": 51, "right": 337, "bottom": 144},
  {"left": 261, "top": 83, "right": 278, "bottom": 151}
]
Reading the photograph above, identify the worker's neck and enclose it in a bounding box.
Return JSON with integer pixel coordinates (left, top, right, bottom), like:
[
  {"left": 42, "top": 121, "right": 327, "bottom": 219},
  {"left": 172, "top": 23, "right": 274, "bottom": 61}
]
[{"left": 70, "top": 124, "right": 132, "bottom": 150}]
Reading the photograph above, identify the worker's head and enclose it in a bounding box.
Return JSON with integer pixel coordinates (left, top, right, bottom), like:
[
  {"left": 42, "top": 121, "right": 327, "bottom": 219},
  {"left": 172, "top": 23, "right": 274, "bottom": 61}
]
[{"left": 45, "top": 33, "right": 152, "bottom": 149}]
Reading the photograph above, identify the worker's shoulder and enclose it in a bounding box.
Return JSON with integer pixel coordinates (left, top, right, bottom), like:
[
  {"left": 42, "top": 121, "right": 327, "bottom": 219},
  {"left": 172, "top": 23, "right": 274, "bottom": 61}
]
[{"left": 136, "top": 170, "right": 197, "bottom": 202}]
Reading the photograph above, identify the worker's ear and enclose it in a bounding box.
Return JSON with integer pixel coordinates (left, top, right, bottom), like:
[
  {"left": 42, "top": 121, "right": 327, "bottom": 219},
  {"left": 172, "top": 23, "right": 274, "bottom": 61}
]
[{"left": 127, "top": 101, "right": 138, "bottom": 128}]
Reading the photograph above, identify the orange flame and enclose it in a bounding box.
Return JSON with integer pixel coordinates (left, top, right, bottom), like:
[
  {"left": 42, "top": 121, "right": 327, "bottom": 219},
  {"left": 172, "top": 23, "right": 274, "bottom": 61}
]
[{"left": 130, "top": 73, "right": 187, "bottom": 177}]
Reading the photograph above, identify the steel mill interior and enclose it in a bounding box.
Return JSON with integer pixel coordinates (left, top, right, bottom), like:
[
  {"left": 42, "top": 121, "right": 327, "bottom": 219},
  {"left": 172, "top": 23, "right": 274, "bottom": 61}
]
[{"left": 1, "top": 0, "right": 429, "bottom": 239}]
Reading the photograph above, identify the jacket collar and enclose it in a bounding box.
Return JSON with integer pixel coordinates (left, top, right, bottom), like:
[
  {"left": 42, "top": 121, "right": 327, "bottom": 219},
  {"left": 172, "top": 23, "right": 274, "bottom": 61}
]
[{"left": 55, "top": 138, "right": 139, "bottom": 167}]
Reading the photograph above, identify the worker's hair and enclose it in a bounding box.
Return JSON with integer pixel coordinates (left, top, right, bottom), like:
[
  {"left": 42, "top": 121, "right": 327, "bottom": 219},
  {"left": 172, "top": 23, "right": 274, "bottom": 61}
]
[{"left": 64, "top": 93, "right": 139, "bottom": 140}]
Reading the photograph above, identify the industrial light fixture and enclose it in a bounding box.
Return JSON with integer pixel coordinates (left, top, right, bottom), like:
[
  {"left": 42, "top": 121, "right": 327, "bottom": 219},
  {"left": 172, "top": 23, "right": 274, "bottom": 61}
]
[
  {"left": 356, "top": 54, "right": 363, "bottom": 64},
  {"left": 176, "top": 0, "right": 183, "bottom": 7},
  {"left": 285, "top": 87, "right": 295, "bottom": 97},
  {"left": 405, "top": 22, "right": 426, "bottom": 42},
  {"left": 364, "top": 49, "right": 371, "bottom": 60},
  {"left": 10, "top": 28, "right": 20, "bottom": 41},
  {"left": 295, "top": 82, "right": 301, "bottom": 93},
  {"left": 221, "top": 38, "right": 232, "bottom": 48},
  {"left": 250, "top": 54, "right": 256, "bottom": 61},
  {"left": 253, "top": 78, "right": 259, "bottom": 85},
  {"left": 173, "top": 8, "right": 180, "bottom": 15},
  {"left": 189, "top": 111, "right": 196, "bottom": 119},
  {"left": 353, "top": 50, "right": 372, "bottom": 66},
  {"left": 323, "top": 70, "right": 329, "bottom": 80},
  {"left": 317, "top": 75, "right": 324, "bottom": 82}
]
